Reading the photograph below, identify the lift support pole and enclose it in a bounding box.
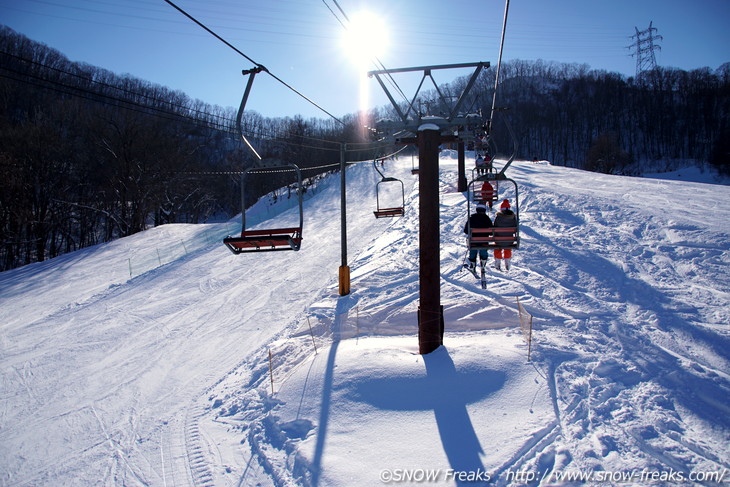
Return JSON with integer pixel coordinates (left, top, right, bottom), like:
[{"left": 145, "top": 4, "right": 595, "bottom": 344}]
[
  {"left": 417, "top": 127, "right": 442, "bottom": 354},
  {"left": 457, "top": 140, "right": 467, "bottom": 192},
  {"left": 397, "top": 127, "right": 458, "bottom": 354},
  {"left": 338, "top": 142, "right": 350, "bottom": 296},
  {"left": 371, "top": 61, "right": 487, "bottom": 355}
]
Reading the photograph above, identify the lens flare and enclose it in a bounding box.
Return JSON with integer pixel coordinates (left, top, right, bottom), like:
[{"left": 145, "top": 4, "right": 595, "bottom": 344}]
[{"left": 342, "top": 11, "right": 389, "bottom": 71}]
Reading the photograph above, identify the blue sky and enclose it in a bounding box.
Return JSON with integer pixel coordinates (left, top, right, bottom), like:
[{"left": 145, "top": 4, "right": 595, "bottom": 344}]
[{"left": 1, "top": 0, "right": 728, "bottom": 121}]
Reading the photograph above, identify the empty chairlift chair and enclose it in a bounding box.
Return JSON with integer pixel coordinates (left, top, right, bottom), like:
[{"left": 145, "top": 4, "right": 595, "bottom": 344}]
[
  {"left": 223, "top": 163, "right": 304, "bottom": 254},
  {"left": 373, "top": 159, "right": 405, "bottom": 218}
]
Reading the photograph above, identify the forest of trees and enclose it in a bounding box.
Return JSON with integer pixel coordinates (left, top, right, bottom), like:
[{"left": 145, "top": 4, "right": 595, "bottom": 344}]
[
  {"left": 1, "top": 26, "right": 728, "bottom": 271},
  {"left": 0, "top": 27, "right": 381, "bottom": 271},
  {"left": 441, "top": 58, "right": 730, "bottom": 174}
]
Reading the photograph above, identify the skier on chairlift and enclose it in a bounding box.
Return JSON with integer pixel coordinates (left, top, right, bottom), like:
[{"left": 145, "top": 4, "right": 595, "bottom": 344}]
[
  {"left": 475, "top": 151, "right": 492, "bottom": 174},
  {"left": 493, "top": 199, "right": 517, "bottom": 270},
  {"left": 474, "top": 152, "right": 490, "bottom": 174},
  {"left": 478, "top": 180, "right": 495, "bottom": 209},
  {"left": 463, "top": 203, "right": 493, "bottom": 270}
]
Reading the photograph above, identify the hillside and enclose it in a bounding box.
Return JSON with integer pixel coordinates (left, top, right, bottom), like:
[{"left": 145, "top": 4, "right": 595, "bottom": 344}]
[{"left": 1, "top": 154, "right": 729, "bottom": 486}]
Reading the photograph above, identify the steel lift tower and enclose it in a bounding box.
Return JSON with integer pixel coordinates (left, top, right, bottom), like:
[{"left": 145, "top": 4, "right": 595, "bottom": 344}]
[{"left": 368, "top": 62, "right": 489, "bottom": 354}]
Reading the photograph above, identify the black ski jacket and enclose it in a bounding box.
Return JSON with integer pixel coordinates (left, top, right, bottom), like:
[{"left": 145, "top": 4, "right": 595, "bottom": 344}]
[{"left": 464, "top": 212, "right": 493, "bottom": 234}]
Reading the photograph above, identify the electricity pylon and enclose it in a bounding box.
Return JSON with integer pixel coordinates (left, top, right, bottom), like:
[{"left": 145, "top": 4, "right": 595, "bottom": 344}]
[{"left": 627, "top": 21, "right": 662, "bottom": 77}]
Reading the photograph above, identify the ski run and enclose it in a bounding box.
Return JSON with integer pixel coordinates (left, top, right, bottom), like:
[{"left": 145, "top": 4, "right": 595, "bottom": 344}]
[{"left": 1, "top": 152, "right": 729, "bottom": 486}]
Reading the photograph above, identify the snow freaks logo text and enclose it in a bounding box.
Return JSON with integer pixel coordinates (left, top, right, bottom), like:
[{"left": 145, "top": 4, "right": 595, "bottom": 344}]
[
  {"left": 379, "top": 467, "right": 729, "bottom": 484},
  {"left": 379, "top": 468, "right": 490, "bottom": 483}
]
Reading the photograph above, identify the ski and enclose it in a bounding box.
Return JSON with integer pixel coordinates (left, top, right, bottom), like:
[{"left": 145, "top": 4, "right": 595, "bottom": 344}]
[
  {"left": 462, "top": 263, "right": 488, "bottom": 289},
  {"left": 462, "top": 263, "right": 479, "bottom": 279}
]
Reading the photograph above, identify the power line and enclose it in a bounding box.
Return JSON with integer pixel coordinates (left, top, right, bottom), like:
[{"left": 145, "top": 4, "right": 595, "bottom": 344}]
[
  {"left": 176, "top": 144, "right": 408, "bottom": 176},
  {"left": 1, "top": 48, "right": 359, "bottom": 150},
  {"left": 0, "top": 49, "right": 235, "bottom": 129},
  {"left": 3, "top": 62, "right": 397, "bottom": 172},
  {"left": 0, "top": 69, "right": 230, "bottom": 131}
]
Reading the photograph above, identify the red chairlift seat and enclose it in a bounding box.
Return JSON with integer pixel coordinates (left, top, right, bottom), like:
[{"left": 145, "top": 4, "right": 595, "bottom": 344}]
[
  {"left": 374, "top": 207, "right": 405, "bottom": 218},
  {"left": 223, "top": 163, "right": 304, "bottom": 255},
  {"left": 411, "top": 153, "right": 419, "bottom": 174},
  {"left": 224, "top": 227, "right": 302, "bottom": 253},
  {"left": 468, "top": 227, "right": 520, "bottom": 249},
  {"left": 224, "top": 70, "right": 305, "bottom": 255},
  {"left": 466, "top": 173, "right": 520, "bottom": 250}
]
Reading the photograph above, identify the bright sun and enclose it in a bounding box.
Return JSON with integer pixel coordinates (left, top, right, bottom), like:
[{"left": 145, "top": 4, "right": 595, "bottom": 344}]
[{"left": 341, "top": 11, "right": 389, "bottom": 70}]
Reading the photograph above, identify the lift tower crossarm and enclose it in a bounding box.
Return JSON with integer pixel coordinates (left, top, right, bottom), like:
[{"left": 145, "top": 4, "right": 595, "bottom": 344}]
[
  {"left": 368, "top": 61, "right": 488, "bottom": 76},
  {"left": 370, "top": 70, "right": 409, "bottom": 124},
  {"left": 368, "top": 62, "right": 489, "bottom": 130},
  {"left": 448, "top": 62, "right": 486, "bottom": 121}
]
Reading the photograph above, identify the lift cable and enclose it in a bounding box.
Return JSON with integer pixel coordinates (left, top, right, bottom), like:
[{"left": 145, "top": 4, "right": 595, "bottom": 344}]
[
  {"left": 488, "top": 0, "right": 510, "bottom": 132},
  {"left": 1, "top": 58, "right": 383, "bottom": 158},
  {"left": 175, "top": 143, "right": 408, "bottom": 177},
  {"left": 163, "top": 0, "right": 346, "bottom": 126}
]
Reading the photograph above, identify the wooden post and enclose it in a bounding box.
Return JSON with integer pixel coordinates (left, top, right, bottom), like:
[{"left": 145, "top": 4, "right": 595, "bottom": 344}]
[
  {"left": 268, "top": 349, "right": 274, "bottom": 394},
  {"left": 307, "top": 317, "right": 318, "bottom": 354}
]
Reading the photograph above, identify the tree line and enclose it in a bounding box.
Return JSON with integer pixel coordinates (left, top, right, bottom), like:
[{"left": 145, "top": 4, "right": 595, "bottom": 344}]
[
  {"left": 0, "top": 27, "right": 384, "bottom": 271},
  {"left": 1, "top": 25, "right": 728, "bottom": 271},
  {"left": 440, "top": 58, "right": 729, "bottom": 174}
]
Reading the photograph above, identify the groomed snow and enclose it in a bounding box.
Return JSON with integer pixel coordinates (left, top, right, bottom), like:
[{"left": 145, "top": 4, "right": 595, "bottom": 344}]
[{"left": 1, "top": 153, "right": 729, "bottom": 486}]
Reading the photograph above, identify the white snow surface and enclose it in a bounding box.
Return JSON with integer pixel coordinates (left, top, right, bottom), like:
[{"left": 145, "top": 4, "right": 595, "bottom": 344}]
[{"left": 1, "top": 154, "right": 729, "bottom": 486}]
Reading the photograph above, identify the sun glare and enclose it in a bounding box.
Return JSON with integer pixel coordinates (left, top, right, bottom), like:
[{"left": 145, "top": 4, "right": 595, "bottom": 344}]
[{"left": 342, "top": 11, "right": 389, "bottom": 70}]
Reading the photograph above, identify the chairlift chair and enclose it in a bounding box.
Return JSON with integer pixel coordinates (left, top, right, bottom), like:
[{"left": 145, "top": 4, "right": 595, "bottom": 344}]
[
  {"left": 223, "top": 67, "right": 305, "bottom": 254},
  {"left": 466, "top": 108, "right": 521, "bottom": 249},
  {"left": 466, "top": 176, "right": 520, "bottom": 250},
  {"left": 471, "top": 175, "right": 499, "bottom": 208},
  {"left": 411, "top": 154, "right": 419, "bottom": 175},
  {"left": 373, "top": 160, "right": 405, "bottom": 218},
  {"left": 223, "top": 163, "right": 304, "bottom": 254}
]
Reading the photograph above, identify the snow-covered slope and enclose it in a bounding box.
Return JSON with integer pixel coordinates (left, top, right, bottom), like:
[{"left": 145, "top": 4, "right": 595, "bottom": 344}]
[{"left": 1, "top": 154, "right": 728, "bottom": 486}]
